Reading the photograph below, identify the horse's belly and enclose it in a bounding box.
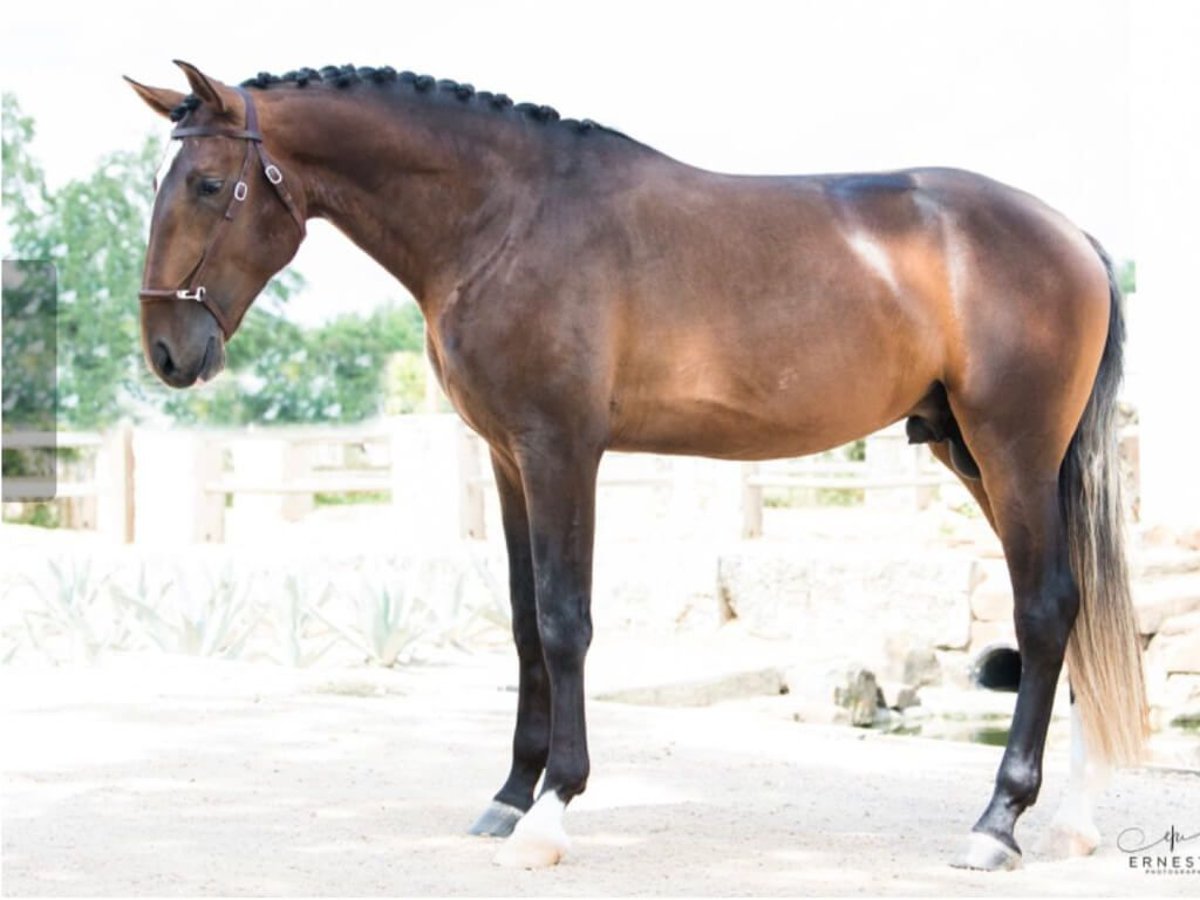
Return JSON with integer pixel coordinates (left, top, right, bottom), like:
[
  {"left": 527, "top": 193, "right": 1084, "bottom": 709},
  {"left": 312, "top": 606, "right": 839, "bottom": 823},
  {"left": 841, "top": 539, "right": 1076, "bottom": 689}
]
[{"left": 608, "top": 374, "right": 921, "bottom": 461}]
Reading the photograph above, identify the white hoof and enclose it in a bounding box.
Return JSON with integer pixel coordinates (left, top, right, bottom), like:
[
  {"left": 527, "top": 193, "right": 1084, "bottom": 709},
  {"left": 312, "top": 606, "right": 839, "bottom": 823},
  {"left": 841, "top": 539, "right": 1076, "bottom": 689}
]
[
  {"left": 952, "top": 831, "right": 1022, "bottom": 871},
  {"left": 493, "top": 793, "right": 569, "bottom": 869},
  {"left": 1040, "top": 818, "right": 1100, "bottom": 859}
]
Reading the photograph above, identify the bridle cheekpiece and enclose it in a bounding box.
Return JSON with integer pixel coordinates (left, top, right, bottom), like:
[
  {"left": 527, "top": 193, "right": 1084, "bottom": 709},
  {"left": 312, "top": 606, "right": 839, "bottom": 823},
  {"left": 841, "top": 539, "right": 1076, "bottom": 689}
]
[{"left": 139, "top": 87, "right": 306, "bottom": 338}]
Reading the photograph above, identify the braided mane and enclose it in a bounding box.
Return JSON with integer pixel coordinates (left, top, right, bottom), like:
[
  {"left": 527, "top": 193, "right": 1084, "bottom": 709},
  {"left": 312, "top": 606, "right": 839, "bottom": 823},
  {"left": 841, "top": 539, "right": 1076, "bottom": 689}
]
[{"left": 168, "top": 64, "right": 625, "bottom": 140}]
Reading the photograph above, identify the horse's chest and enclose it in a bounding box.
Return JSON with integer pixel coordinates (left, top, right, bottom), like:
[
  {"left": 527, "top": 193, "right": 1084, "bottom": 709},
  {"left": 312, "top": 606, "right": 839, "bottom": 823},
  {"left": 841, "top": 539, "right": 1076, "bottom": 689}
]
[{"left": 423, "top": 326, "right": 512, "bottom": 440}]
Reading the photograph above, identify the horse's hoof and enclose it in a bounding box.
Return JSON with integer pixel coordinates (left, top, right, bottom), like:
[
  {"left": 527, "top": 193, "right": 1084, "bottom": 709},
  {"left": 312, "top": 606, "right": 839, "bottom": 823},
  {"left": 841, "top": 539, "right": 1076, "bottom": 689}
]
[
  {"left": 493, "top": 794, "right": 569, "bottom": 869},
  {"left": 468, "top": 801, "right": 525, "bottom": 838},
  {"left": 1039, "top": 819, "right": 1100, "bottom": 859},
  {"left": 951, "top": 831, "right": 1022, "bottom": 871}
]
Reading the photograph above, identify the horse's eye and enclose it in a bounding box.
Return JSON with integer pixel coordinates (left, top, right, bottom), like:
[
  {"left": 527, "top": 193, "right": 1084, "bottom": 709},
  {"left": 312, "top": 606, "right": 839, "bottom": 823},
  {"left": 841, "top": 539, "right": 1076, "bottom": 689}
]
[{"left": 198, "top": 178, "right": 224, "bottom": 197}]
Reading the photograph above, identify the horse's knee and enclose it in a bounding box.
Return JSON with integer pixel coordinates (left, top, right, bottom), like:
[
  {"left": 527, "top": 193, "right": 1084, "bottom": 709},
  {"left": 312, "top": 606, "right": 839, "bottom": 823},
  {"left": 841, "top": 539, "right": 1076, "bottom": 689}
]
[
  {"left": 537, "top": 605, "right": 592, "bottom": 666},
  {"left": 1013, "top": 573, "right": 1079, "bottom": 661},
  {"left": 997, "top": 756, "right": 1042, "bottom": 808},
  {"left": 513, "top": 616, "right": 543, "bottom": 662}
]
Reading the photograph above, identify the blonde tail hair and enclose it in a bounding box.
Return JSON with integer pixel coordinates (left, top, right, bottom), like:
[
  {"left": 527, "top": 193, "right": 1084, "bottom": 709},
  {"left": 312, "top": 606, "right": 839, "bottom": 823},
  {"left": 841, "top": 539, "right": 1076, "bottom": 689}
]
[{"left": 1060, "top": 235, "right": 1149, "bottom": 766}]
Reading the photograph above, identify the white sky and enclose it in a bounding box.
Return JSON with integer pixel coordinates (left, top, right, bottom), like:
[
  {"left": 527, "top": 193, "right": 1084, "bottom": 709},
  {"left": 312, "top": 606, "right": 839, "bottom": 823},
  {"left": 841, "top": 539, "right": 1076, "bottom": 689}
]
[{"left": 0, "top": 0, "right": 1154, "bottom": 326}]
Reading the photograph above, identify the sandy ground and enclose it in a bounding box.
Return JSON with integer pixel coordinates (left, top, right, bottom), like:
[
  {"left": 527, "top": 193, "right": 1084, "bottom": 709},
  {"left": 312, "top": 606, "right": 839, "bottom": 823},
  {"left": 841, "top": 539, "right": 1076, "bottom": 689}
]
[{"left": 3, "top": 651, "right": 1198, "bottom": 898}]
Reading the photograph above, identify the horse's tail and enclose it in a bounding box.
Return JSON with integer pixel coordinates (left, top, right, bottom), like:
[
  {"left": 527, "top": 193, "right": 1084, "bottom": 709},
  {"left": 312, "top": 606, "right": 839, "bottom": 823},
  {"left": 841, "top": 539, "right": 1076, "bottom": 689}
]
[{"left": 1059, "top": 234, "right": 1149, "bottom": 767}]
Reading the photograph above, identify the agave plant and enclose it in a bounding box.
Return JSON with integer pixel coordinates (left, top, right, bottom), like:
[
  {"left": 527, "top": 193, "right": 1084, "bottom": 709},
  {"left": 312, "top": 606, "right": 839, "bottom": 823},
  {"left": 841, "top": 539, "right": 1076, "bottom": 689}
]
[
  {"left": 441, "top": 547, "right": 512, "bottom": 649},
  {"left": 19, "top": 557, "right": 133, "bottom": 662},
  {"left": 306, "top": 561, "right": 438, "bottom": 667},
  {"left": 269, "top": 572, "right": 342, "bottom": 667},
  {"left": 113, "top": 562, "right": 262, "bottom": 658}
]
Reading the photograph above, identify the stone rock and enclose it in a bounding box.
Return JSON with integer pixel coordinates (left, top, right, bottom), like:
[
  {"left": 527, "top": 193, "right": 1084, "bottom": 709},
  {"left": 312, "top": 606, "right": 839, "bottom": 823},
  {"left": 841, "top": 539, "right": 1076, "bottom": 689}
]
[
  {"left": 1133, "top": 547, "right": 1200, "bottom": 578},
  {"left": 834, "top": 667, "right": 882, "bottom": 727},
  {"left": 884, "top": 637, "right": 944, "bottom": 687},
  {"left": 1147, "top": 630, "right": 1200, "bottom": 675},
  {"left": 1141, "top": 525, "right": 1177, "bottom": 548},
  {"left": 968, "top": 559, "right": 1012, "bottom": 620},
  {"left": 872, "top": 706, "right": 898, "bottom": 729},
  {"left": 935, "top": 650, "right": 974, "bottom": 690},
  {"left": 594, "top": 667, "right": 789, "bottom": 708},
  {"left": 969, "top": 619, "right": 1016, "bottom": 653},
  {"left": 1154, "top": 673, "right": 1200, "bottom": 731},
  {"left": 970, "top": 587, "right": 1013, "bottom": 623},
  {"left": 714, "top": 547, "right": 974, "bottom": 654},
  {"left": 1131, "top": 574, "right": 1200, "bottom": 635},
  {"left": 1158, "top": 610, "right": 1200, "bottom": 637},
  {"left": 881, "top": 680, "right": 922, "bottom": 711},
  {"left": 1142, "top": 628, "right": 1200, "bottom": 681},
  {"left": 902, "top": 647, "right": 943, "bottom": 688},
  {"left": 790, "top": 700, "right": 850, "bottom": 726}
]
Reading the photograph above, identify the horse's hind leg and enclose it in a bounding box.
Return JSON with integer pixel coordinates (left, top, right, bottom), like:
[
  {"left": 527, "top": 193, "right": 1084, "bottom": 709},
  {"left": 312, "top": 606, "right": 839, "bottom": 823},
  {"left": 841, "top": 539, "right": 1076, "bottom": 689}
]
[
  {"left": 927, "top": 418, "right": 1105, "bottom": 861},
  {"left": 926, "top": 440, "right": 996, "bottom": 530},
  {"left": 468, "top": 449, "right": 550, "bottom": 838},
  {"left": 951, "top": 437, "right": 1079, "bottom": 870}
]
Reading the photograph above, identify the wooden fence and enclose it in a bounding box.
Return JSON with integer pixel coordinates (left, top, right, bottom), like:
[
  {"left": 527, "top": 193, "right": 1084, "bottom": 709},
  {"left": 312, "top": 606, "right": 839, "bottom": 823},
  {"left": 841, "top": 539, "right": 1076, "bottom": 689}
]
[
  {"left": 1, "top": 417, "right": 985, "bottom": 544},
  {"left": 2, "top": 425, "right": 135, "bottom": 540}
]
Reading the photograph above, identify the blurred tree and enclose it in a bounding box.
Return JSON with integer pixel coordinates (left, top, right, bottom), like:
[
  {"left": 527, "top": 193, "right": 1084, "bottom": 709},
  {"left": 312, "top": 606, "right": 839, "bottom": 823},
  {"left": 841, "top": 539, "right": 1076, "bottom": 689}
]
[
  {"left": 2, "top": 94, "right": 47, "bottom": 244},
  {"left": 4, "top": 93, "right": 157, "bottom": 427},
  {"left": 385, "top": 350, "right": 443, "bottom": 415},
  {"left": 1117, "top": 259, "right": 1136, "bottom": 296},
  {"left": 162, "top": 300, "right": 426, "bottom": 425}
]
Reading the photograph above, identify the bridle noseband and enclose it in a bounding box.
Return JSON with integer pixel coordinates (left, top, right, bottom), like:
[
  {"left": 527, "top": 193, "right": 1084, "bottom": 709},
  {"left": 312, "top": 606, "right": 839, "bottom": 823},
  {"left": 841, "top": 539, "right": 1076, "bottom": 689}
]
[{"left": 139, "top": 87, "right": 306, "bottom": 339}]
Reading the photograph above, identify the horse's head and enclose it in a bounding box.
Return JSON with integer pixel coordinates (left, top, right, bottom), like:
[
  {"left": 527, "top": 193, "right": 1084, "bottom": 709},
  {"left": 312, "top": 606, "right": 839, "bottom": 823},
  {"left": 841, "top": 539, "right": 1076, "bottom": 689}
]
[{"left": 127, "top": 61, "right": 306, "bottom": 388}]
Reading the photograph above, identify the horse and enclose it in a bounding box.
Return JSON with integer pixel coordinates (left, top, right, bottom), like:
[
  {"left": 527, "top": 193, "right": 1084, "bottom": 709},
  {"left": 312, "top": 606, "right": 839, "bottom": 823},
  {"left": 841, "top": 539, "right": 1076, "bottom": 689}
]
[{"left": 127, "top": 60, "right": 1148, "bottom": 871}]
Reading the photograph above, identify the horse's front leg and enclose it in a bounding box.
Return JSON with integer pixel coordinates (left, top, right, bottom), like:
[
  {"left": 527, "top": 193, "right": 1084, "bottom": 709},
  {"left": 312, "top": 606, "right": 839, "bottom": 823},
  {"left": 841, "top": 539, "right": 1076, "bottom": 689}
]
[
  {"left": 468, "top": 449, "right": 549, "bottom": 838},
  {"left": 493, "top": 434, "right": 601, "bottom": 869}
]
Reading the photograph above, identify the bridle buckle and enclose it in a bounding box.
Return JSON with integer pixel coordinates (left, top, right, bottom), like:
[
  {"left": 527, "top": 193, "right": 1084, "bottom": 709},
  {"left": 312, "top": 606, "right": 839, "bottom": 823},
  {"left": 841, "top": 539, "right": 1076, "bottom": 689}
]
[
  {"left": 176, "top": 286, "right": 207, "bottom": 302},
  {"left": 264, "top": 164, "right": 283, "bottom": 185}
]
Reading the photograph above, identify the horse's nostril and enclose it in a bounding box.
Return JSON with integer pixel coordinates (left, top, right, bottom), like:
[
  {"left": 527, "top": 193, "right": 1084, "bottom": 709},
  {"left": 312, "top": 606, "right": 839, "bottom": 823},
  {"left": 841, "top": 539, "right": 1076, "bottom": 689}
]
[{"left": 153, "top": 340, "right": 175, "bottom": 377}]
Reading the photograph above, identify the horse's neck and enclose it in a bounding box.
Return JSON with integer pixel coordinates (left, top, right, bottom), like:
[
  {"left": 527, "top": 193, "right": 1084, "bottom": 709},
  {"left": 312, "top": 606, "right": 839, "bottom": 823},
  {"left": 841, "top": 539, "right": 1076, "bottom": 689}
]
[{"left": 268, "top": 90, "right": 545, "bottom": 307}]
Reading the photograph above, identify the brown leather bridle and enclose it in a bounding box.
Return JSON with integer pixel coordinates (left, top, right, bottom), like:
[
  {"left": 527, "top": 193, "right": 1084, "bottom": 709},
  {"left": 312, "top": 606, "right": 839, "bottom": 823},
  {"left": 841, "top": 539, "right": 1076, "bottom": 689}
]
[{"left": 139, "top": 87, "right": 306, "bottom": 339}]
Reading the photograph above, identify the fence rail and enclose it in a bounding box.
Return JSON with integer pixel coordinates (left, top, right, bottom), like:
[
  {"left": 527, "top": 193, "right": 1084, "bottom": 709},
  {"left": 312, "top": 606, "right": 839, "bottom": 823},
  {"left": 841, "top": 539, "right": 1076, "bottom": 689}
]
[
  {"left": 2, "top": 425, "right": 134, "bottom": 539},
  {"left": 6, "top": 417, "right": 1109, "bottom": 545}
]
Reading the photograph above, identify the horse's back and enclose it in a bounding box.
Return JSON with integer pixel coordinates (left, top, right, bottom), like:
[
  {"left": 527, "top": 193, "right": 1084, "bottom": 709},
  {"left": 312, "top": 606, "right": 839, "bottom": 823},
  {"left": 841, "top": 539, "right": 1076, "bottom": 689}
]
[{"left": 601, "top": 164, "right": 1092, "bottom": 458}]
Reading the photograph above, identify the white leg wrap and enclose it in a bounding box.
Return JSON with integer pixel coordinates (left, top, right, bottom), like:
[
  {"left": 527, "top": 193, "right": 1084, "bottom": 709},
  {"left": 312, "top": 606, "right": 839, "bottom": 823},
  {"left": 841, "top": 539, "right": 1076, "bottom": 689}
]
[
  {"left": 1043, "top": 702, "right": 1107, "bottom": 857},
  {"left": 493, "top": 793, "right": 570, "bottom": 869}
]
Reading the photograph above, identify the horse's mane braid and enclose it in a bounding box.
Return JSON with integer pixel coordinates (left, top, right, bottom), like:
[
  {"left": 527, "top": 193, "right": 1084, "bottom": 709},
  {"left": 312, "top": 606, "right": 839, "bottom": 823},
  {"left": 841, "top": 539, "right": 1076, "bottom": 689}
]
[{"left": 166, "top": 64, "right": 620, "bottom": 137}]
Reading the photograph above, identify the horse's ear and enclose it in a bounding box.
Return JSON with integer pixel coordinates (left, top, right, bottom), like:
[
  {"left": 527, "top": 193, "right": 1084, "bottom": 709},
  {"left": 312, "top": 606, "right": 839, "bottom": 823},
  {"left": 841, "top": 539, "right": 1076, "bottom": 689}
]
[
  {"left": 173, "top": 60, "right": 230, "bottom": 115},
  {"left": 124, "top": 76, "right": 186, "bottom": 119}
]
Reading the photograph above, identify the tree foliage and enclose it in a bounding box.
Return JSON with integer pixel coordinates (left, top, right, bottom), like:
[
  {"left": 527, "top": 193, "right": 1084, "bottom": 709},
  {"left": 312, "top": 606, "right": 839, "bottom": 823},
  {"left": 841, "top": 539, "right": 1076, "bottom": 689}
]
[
  {"left": 160, "top": 300, "right": 426, "bottom": 425},
  {"left": 5, "top": 93, "right": 161, "bottom": 427}
]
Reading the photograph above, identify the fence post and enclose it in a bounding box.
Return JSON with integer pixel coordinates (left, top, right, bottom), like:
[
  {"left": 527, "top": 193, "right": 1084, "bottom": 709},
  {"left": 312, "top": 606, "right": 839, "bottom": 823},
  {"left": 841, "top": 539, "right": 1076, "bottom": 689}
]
[
  {"left": 96, "top": 423, "right": 134, "bottom": 542},
  {"left": 667, "top": 456, "right": 700, "bottom": 537},
  {"left": 226, "top": 434, "right": 313, "bottom": 533},
  {"left": 458, "top": 426, "right": 487, "bottom": 539},
  {"left": 864, "top": 425, "right": 922, "bottom": 512},
  {"left": 133, "top": 429, "right": 224, "bottom": 544},
  {"left": 64, "top": 458, "right": 95, "bottom": 530},
  {"left": 388, "top": 414, "right": 463, "bottom": 544},
  {"left": 742, "top": 462, "right": 763, "bottom": 538}
]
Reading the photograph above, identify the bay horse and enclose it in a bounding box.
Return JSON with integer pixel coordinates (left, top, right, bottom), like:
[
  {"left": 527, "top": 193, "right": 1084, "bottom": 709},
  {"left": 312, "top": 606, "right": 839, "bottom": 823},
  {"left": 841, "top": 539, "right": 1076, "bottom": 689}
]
[{"left": 128, "top": 61, "right": 1148, "bottom": 871}]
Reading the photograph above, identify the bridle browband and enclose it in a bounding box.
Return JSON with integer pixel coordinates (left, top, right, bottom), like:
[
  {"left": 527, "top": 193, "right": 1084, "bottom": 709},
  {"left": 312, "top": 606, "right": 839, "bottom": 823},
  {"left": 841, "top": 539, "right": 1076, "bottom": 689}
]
[{"left": 139, "top": 87, "right": 306, "bottom": 339}]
